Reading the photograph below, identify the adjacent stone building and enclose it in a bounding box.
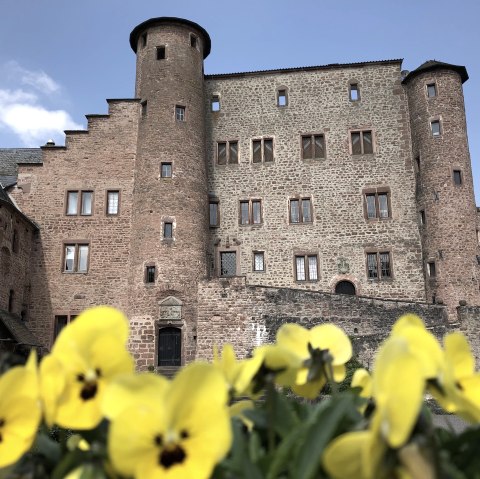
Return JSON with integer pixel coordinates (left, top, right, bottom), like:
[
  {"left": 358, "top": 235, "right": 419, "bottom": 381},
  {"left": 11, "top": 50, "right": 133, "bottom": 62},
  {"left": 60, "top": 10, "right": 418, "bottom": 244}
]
[{"left": 1, "top": 17, "right": 480, "bottom": 369}]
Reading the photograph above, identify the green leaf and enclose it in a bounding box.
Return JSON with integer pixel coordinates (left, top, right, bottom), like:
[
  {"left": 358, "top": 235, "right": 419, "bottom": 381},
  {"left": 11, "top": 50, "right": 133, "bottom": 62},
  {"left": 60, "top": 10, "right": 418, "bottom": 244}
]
[
  {"left": 294, "top": 395, "right": 354, "bottom": 479},
  {"left": 271, "top": 391, "right": 300, "bottom": 439}
]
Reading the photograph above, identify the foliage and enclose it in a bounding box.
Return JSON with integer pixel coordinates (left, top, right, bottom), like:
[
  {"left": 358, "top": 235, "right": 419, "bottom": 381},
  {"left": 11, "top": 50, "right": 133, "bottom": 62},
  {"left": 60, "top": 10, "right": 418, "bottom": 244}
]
[{"left": 1, "top": 309, "right": 480, "bottom": 478}]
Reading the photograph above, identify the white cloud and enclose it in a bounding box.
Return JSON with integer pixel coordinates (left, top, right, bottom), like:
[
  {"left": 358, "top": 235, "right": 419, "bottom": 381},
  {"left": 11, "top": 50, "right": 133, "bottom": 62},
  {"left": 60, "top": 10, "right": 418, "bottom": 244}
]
[{"left": 0, "top": 62, "right": 83, "bottom": 146}]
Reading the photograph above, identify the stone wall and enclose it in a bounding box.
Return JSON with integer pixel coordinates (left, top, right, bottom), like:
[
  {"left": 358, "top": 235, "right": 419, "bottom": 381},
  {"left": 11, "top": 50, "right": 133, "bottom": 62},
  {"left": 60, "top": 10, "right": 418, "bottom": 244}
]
[
  {"left": 204, "top": 61, "right": 426, "bottom": 304},
  {"left": 196, "top": 277, "right": 454, "bottom": 367}
]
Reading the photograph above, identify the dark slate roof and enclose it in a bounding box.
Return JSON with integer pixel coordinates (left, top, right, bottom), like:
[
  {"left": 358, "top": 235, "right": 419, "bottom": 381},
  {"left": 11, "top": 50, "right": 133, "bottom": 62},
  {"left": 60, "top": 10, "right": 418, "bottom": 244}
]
[
  {"left": 130, "top": 17, "right": 211, "bottom": 58},
  {"left": 0, "top": 176, "right": 17, "bottom": 188},
  {"left": 0, "top": 309, "right": 39, "bottom": 346},
  {"left": 0, "top": 184, "right": 14, "bottom": 205},
  {"left": 0, "top": 148, "right": 42, "bottom": 178},
  {"left": 205, "top": 59, "right": 403, "bottom": 79},
  {"left": 402, "top": 60, "right": 468, "bottom": 84}
]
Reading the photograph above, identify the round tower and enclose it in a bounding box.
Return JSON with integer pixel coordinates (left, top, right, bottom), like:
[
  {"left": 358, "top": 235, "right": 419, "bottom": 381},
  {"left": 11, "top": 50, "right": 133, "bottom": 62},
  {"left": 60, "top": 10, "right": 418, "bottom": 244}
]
[
  {"left": 403, "top": 61, "right": 480, "bottom": 318},
  {"left": 128, "top": 18, "right": 211, "bottom": 368}
]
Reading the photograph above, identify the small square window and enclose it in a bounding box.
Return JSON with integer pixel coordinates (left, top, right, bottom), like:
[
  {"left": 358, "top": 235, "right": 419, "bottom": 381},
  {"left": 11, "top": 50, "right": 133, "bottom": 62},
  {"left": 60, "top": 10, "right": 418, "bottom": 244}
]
[
  {"left": 157, "top": 46, "right": 166, "bottom": 60},
  {"left": 302, "top": 134, "right": 325, "bottom": 160},
  {"left": 277, "top": 89, "right": 287, "bottom": 107},
  {"left": 431, "top": 120, "right": 441, "bottom": 137},
  {"left": 427, "top": 83, "right": 437, "bottom": 98},
  {"left": 253, "top": 252, "right": 265, "bottom": 272},
  {"left": 107, "top": 191, "right": 119, "bottom": 215},
  {"left": 164, "top": 222, "right": 173, "bottom": 239},
  {"left": 349, "top": 83, "right": 360, "bottom": 101},
  {"left": 289, "top": 198, "right": 312, "bottom": 223},
  {"left": 427, "top": 261, "right": 436, "bottom": 277},
  {"left": 211, "top": 95, "right": 220, "bottom": 112},
  {"left": 161, "top": 162, "right": 172, "bottom": 178},
  {"left": 145, "top": 265, "right": 156, "bottom": 283},
  {"left": 453, "top": 170, "right": 462, "bottom": 185},
  {"left": 175, "top": 106, "right": 185, "bottom": 122},
  {"left": 252, "top": 138, "right": 274, "bottom": 163},
  {"left": 217, "top": 141, "right": 238, "bottom": 165}
]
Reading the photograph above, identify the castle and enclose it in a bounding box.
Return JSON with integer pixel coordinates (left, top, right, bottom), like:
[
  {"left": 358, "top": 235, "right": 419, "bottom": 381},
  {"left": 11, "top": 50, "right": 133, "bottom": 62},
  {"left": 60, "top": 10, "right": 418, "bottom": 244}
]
[{"left": 1, "top": 17, "right": 480, "bottom": 370}]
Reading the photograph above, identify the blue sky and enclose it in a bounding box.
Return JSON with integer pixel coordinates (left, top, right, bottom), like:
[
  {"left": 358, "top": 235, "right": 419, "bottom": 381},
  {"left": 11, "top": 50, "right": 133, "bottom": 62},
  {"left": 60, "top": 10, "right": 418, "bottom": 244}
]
[{"left": 1, "top": 0, "right": 479, "bottom": 201}]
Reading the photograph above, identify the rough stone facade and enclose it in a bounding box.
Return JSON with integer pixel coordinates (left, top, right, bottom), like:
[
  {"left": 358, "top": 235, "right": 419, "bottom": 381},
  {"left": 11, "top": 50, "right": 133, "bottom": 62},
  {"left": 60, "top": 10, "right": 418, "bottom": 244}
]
[{"left": 1, "top": 17, "right": 480, "bottom": 369}]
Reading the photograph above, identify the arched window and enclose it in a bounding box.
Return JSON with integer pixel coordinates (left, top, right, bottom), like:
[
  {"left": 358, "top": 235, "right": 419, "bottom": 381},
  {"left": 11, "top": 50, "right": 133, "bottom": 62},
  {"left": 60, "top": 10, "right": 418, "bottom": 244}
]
[
  {"left": 335, "top": 280, "right": 356, "bottom": 295},
  {"left": 157, "top": 327, "right": 181, "bottom": 366}
]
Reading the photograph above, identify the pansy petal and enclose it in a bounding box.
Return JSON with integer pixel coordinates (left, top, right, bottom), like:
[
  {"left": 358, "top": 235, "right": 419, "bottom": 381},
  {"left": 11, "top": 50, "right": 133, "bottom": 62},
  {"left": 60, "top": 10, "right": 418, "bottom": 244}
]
[
  {"left": 352, "top": 368, "right": 372, "bottom": 398},
  {"left": 310, "top": 324, "right": 352, "bottom": 365},
  {"left": 275, "top": 323, "right": 310, "bottom": 359},
  {"left": 444, "top": 332, "right": 475, "bottom": 380}
]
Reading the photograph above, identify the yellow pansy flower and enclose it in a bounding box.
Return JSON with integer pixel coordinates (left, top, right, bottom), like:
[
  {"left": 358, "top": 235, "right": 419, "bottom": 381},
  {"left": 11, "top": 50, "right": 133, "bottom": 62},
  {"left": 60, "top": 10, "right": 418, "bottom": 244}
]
[
  {"left": 213, "top": 344, "right": 263, "bottom": 397},
  {"left": 0, "top": 358, "right": 41, "bottom": 468},
  {"left": 108, "top": 362, "right": 232, "bottom": 479},
  {"left": 263, "top": 323, "right": 352, "bottom": 398},
  {"left": 40, "top": 306, "right": 134, "bottom": 429}
]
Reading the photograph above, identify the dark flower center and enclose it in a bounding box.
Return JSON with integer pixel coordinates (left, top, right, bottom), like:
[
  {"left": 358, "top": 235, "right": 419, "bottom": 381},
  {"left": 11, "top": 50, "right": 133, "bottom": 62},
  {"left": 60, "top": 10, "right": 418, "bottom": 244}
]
[
  {"left": 159, "top": 445, "right": 186, "bottom": 468},
  {"left": 76, "top": 372, "right": 100, "bottom": 401},
  {"left": 0, "top": 418, "right": 4, "bottom": 443}
]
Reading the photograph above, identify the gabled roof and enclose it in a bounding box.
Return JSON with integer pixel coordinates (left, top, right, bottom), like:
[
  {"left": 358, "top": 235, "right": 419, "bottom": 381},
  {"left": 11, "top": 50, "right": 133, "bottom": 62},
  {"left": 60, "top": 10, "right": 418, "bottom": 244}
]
[
  {"left": 0, "top": 184, "right": 14, "bottom": 205},
  {"left": 402, "top": 60, "right": 468, "bottom": 84},
  {"left": 0, "top": 183, "right": 39, "bottom": 230},
  {"left": 0, "top": 148, "right": 43, "bottom": 178},
  {"left": 0, "top": 176, "right": 17, "bottom": 188},
  {"left": 0, "top": 309, "right": 39, "bottom": 347}
]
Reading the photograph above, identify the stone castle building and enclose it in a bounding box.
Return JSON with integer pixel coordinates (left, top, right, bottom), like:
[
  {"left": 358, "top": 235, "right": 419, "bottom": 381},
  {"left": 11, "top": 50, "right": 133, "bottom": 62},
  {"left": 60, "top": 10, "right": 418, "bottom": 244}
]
[{"left": 1, "top": 17, "right": 480, "bottom": 369}]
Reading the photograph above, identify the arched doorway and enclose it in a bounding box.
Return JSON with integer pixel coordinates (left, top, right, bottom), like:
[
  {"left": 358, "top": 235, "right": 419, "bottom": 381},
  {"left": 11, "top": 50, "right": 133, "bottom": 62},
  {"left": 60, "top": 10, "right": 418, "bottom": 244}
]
[
  {"left": 157, "top": 327, "right": 181, "bottom": 366},
  {"left": 335, "top": 280, "right": 356, "bottom": 295}
]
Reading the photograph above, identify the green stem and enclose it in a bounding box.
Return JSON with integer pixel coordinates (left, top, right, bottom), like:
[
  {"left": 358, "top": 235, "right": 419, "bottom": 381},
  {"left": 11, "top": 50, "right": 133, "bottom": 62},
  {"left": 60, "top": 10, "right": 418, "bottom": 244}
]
[{"left": 266, "top": 379, "right": 276, "bottom": 453}]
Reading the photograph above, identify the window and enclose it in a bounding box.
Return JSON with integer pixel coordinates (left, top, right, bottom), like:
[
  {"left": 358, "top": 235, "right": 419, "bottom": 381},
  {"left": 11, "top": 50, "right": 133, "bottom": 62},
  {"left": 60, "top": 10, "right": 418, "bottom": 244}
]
[
  {"left": 366, "top": 252, "right": 392, "bottom": 279},
  {"left": 164, "top": 222, "right": 173, "bottom": 239},
  {"left": 66, "top": 190, "right": 93, "bottom": 216},
  {"left": 211, "top": 95, "right": 220, "bottom": 112},
  {"left": 217, "top": 141, "right": 238, "bottom": 165},
  {"left": 364, "top": 190, "right": 390, "bottom": 219},
  {"left": 453, "top": 170, "right": 462, "bottom": 185},
  {"left": 289, "top": 198, "right": 312, "bottom": 223},
  {"left": 141, "top": 100, "right": 147, "bottom": 118},
  {"left": 295, "top": 255, "right": 318, "bottom": 281},
  {"left": 431, "top": 120, "right": 441, "bottom": 137},
  {"left": 175, "top": 105, "right": 185, "bottom": 122},
  {"left": 156, "top": 46, "right": 166, "bottom": 60},
  {"left": 277, "top": 89, "right": 287, "bottom": 107},
  {"left": 161, "top": 162, "right": 172, "bottom": 178},
  {"left": 253, "top": 252, "right": 265, "bottom": 272},
  {"left": 427, "top": 261, "right": 436, "bottom": 278},
  {"left": 415, "top": 156, "right": 421, "bottom": 173},
  {"left": 145, "top": 265, "right": 156, "bottom": 283},
  {"left": 209, "top": 200, "right": 219, "bottom": 227},
  {"left": 252, "top": 138, "right": 274, "bottom": 163},
  {"left": 64, "top": 243, "right": 89, "bottom": 273},
  {"left": 141, "top": 33, "right": 147, "bottom": 48},
  {"left": 220, "top": 251, "right": 236, "bottom": 277},
  {"left": 351, "top": 130, "right": 373, "bottom": 155},
  {"left": 53, "top": 314, "right": 78, "bottom": 341},
  {"left": 106, "top": 191, "right": 119, "bottom": 215},
  {"left": 190, "top": 34, "right": 197, "bottom": 48},
  {"left": 240, "top": 199, "right": 262, "bottom": 225},
  {"left": 419, "top": 209, "right": 426, "bottom": 225},
  {"left": 12, "top": 229, "right": 19, "bottom": 253},
  {"left": 426, "top": 83, "right": 437, "bottom": 98},
  {"left": 301, "top": 134, "right": 325, "bottom": 160},
  {"left": 349, "top": 83, "right": 360, "bottom": 101},
  {"left": 8, "top": 289, "right": 14, "bottom": 313}
]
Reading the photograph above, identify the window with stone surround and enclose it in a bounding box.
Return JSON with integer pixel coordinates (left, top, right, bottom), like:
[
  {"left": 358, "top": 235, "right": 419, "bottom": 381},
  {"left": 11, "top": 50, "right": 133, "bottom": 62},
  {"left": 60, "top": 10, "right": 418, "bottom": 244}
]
[
  {"left": 289, "top": 197, "right": 312, "bottom": 223},
  {"left": 161, "top": 162, "right": 172, "bottom": 178},
  {"left": 66, "top": 190, "right": 93, "bottom": 216},
  {"left": 53, "top": 313, "right": 78, "bottom": 341},
  {"left": 301, "top": 134, "right": 325, "bottom": 160},
  {"left": 453, "top": 169, "right": 463, "bottom": 186},
  {"left": 419, "top": 209, "right": 426, "bottom": 225},
  {"left": 431, "top": 120, "right": 441, "bottom": 137},
  {"left": 106, "top": 190, "right": 119, "bottom": 215},
  {"left": 63, "top": 243, "right": 89, "bottom": 273},
  {"left": 349, "top": 83, "right": 360, "bottom": 101},
  {"left": 217, "top": 141, "right": 238, "bottom": 165},
  {"left": 252, "top": 138, "right": 274, "bottom": 163},
  {"left": 277, "top": 88, "right": 288, "bottom": 107},
  {"left": 220, "top": 251, "right": 237, "bottom": 277},
  {"left": 156, "top": 46, "right": 166, "bottom": 60},
  {"left": 426, "top": 83, "right": 437, "bottom": 98},
  {"left": 350, "top": 130, "right": 373, "bottom": 155},
  {"left": 240, "top": 199, "right": 262, "bottom": 225},
  {"left": 253, "top": 251, "right": 265, "bottom": 272},
  {"left": 363, "top": 188, "right": 391, "bottom": 220},
  {"left": 427, "top": 261, "right": 436, "bottom": 278},
  {"left": 209, "top": 199, "right": 219, "bottom": 227},
  {"left": 145, "top": 265, "right": 156, "bottom": 284},
  {"left": 295, "top": 255, "right": 318, "bottom": 281},
  {"left": 175, "top": 105, "right": 186, "bottom": 122},
  {"left": 366, "top": 251, "right": 392, "bottom": 279},
  {"left": 164, "top": 222, "right": 173, "bottom": 239},
  {"left": 211, "top": 95, "right": 220, "bottom": 112}
]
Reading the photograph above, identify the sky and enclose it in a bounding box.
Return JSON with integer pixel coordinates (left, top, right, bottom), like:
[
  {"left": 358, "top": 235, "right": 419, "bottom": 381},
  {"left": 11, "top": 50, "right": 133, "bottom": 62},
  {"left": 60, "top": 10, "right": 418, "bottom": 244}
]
[{"left": 1, "top": 0, "right": 479, "bottom": 200}]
